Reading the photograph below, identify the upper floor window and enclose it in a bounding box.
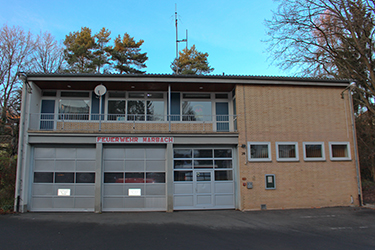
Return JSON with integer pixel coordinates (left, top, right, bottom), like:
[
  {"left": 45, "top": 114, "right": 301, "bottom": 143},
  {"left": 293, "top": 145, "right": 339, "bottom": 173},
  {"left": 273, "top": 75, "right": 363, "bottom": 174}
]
[
  {"left": 107, "top": 91, "right": 165, "bottom": 121},
  {"left": 59, "top": 91, "right": 90, "bottom": 120}
]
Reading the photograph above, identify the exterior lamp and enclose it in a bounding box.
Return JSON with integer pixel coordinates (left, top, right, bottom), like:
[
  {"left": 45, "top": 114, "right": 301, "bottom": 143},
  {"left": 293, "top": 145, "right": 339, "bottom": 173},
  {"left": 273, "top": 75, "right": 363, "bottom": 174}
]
[{"left": 341, "top": 82, "right": 356, "bottom": 99}]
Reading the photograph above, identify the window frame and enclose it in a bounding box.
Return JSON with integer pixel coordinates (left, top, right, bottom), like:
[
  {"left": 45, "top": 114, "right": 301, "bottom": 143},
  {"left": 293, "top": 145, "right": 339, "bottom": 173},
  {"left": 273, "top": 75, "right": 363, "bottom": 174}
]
[
  {"left": 247, "top": 142, "right": 272, "bottom": 162},
  {"left": 329, "top": 142, "right": 351, "bottom": 161},
  {"left": 58, "top": 91, "right": 91, "bottom": 121},
  {"left": 303, "top": 142, "right": 326, "bottom": 161},
  {"left": 106, "top": 91, "right": 166, "bottom": 122},
  {"left": 276, "top": 142, "right": 299, "bottom": 162}
]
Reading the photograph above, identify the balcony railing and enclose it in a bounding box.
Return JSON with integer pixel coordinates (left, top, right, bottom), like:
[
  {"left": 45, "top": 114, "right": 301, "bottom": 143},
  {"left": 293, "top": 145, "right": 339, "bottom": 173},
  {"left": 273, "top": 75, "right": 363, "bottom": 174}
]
[{"left": 28, "top": 113, "right": 238, "bottom": 133}]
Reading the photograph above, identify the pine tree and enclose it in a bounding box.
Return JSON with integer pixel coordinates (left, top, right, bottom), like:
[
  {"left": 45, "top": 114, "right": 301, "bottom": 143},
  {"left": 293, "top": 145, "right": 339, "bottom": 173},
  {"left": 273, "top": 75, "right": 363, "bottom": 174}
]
[
  {"left": 63, "top": 27, "right": 96, "bottom": 73},
  {"left": 171, "top": 45, "right": 214, "bottom": 75},
  {"left": 110, "top": 33, "right": 148, "bottom": 74},
  {"left": 93, "top": 28, "right": 111, "bottom": 73}
]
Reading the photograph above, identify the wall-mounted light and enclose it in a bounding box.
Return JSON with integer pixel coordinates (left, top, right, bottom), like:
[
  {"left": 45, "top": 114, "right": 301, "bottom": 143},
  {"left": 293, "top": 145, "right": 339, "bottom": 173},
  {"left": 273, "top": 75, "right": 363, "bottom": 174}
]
[
  {"left": 341, "top": 82, "right": 356, "bottom": 99},
  {"left": 131, "top": 85, "right": 135, "bottom": 89},
  {"left": 199, "top": 86, "right": 203, "bottom": 90},
  {"left": 67, "top": 85, "right": 71, "bottom": 88},
  {"left": 241, "top": 144, "right": 246, "bottom": 148}
]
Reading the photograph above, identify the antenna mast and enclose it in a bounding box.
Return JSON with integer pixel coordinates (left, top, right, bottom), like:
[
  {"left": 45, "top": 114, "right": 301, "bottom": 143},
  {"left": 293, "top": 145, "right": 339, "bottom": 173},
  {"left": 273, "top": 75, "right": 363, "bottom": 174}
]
[{"left": 175, "top": 4, "right": 188, "bottom": 73}]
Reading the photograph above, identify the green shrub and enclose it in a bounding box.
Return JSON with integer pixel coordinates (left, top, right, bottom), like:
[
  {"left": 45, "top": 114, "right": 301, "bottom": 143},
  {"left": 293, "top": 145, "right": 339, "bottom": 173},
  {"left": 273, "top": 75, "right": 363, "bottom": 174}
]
[{"left": 0, "top": 155, "right": 17, "bottom": 212}]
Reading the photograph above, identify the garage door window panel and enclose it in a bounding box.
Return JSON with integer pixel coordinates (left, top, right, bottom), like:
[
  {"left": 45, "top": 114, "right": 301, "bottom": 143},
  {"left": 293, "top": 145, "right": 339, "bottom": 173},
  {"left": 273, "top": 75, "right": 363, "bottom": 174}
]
[
  {"left": 146, "top": 172, "right": 165, "bottom": 183},
  {"left": 125, "top": 172, "right": 145, "bottom": 183},
  {"left": 104, "top": 173, "right": 124, "bottom": 183},
  {"left": 76, "top": 173, "right": 95, "bottom": 183},
  {"left": 215, "top": 170, "right": 233, "bottom": 181},
  {"left": 55, "top": 172, "right": 75, "bottom": 183},
  {"left": 174, "top": 171, "right": 193, "bottom": 181},
  {"left": 34, "top": 172, "right": 54, "bottom": 183}
]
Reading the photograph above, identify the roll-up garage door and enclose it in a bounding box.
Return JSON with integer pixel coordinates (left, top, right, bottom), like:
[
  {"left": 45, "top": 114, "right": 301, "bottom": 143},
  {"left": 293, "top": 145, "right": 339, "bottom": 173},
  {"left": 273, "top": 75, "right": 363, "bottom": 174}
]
[
  {"left": 103, "top": 146, "right": 166, "bottom": 211},
  {"left": 31, "top": 146, "right": 96, "bottom": 212}
]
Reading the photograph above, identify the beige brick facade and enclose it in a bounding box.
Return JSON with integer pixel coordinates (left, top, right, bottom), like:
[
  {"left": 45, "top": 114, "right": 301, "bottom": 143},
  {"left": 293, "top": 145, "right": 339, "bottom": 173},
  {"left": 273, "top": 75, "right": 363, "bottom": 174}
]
[{"left": 235, "top": 84, "right": 361, "bottom": 210}]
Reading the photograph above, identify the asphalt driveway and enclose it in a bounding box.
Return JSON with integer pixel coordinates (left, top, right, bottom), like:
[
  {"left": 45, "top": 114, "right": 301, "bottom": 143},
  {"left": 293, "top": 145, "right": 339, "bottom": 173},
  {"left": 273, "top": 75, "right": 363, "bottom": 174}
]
[{"left": 1, "top": 206, "right": 374, "bottom": 250}]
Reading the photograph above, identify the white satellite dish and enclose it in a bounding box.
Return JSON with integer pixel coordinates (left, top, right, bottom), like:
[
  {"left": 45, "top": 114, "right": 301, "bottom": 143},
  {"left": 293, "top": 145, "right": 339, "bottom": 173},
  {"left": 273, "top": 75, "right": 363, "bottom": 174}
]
[{"left": 94, "top": 84, "right": 107, "bottom": 96}]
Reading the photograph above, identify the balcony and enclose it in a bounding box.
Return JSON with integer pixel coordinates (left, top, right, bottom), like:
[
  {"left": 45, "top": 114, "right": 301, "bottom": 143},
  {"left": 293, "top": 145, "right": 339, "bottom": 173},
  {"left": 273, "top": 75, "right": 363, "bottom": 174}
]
[{"left": 28, "top": 113, "right": 238, "bottom": 133}]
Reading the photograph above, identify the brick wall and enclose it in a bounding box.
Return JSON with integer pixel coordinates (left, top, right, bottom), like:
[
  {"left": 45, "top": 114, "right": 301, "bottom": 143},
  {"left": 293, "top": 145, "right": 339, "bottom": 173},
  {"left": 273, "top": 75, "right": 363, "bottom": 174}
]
[{"left": 235, "top": 84, "right": 361, "bottom": 210}]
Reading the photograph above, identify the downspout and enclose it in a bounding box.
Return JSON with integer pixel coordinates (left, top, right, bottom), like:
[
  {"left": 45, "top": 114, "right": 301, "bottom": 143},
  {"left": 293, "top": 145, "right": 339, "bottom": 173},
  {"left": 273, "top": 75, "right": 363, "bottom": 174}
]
[
  {"left": 168, "top": 84, "right": 171, "bottom": 132},
  {"left": 348, "top": 91, "right": 362, "bottom": 206},
  {"left": 14, "top": 73, "right": 30, "bottom": 212}
]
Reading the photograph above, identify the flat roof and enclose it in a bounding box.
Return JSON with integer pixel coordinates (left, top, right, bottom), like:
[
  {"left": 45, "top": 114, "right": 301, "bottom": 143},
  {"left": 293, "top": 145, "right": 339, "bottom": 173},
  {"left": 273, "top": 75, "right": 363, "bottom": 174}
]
[{"left": 23, "top": 72, "right": 351, "bottom": 91}]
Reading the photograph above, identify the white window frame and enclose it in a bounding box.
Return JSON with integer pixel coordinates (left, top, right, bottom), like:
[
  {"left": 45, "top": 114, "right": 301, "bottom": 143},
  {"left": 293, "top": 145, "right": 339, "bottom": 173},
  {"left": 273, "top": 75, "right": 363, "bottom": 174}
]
[
  {"left": 247, "top": 142, "right": 272, "bottom": 162},
  {"left": 329, "top": 142, "right": 351, "bottom": 161},
  {"left": 106, "top": 91, "right": 166, "bottom": 122},
  {"left": 276, "top": 142, "right": 299, "bottom": 162},
  {"left": 303, "top": 142, "right": 325, "bottom": 161},
  {"left": 58, "top": 91, "right": 91, "bottom": 121}
]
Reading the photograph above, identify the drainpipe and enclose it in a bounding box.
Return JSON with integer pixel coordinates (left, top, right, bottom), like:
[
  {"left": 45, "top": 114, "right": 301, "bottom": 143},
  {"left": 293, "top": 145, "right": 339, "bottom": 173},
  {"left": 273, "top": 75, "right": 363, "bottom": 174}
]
[
  {"left": 14, "top": 72, "right": 30, "bottom": 212},
  {"left": 168, "top": 84, "right": 171, "bottom": 132},
  {"left": 348, "top": 89, "right": 362, "bottom": 206}
]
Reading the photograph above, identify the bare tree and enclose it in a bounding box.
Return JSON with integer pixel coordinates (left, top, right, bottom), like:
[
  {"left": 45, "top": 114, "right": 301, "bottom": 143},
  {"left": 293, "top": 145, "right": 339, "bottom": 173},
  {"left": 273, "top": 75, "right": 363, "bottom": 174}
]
[
  {"left": 31, "top": 31, "right": 65, "bottom": 73},
  {"left": 0, "top": 24, "right": 35, "bottom": 121},
  {"left": 265, "top": 0, "right": 375, "bottom": 114}
]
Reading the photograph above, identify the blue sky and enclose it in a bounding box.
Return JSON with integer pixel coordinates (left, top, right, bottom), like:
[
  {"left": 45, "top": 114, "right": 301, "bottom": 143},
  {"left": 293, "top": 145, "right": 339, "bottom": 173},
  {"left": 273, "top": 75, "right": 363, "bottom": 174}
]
[{"left": 0, "top": 0, "right": 288, "bottom": 76}]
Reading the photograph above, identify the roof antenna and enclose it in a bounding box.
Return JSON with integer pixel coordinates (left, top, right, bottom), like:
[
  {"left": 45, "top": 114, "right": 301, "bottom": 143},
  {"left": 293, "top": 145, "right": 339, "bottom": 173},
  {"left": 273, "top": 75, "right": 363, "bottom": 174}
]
[{"left": 175, "top": 4, "right": 188, "bottom": 74}]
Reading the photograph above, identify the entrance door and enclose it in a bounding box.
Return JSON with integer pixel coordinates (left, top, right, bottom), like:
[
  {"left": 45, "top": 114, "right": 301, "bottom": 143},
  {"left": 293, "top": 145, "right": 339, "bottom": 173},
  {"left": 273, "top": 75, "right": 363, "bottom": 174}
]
[
  {"left": 40, "top": 100, "right": 55, "bottom": 130},
  {"left": 216, "top": 102, "right": 229, "bottom": 132},
  {"left": 194, "top": 170, "right": 214, "bottom": 207}
]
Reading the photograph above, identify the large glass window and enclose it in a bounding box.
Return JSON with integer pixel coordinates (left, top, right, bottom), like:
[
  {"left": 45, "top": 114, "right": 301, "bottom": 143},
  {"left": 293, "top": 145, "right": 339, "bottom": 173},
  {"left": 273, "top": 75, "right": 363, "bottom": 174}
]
[
  {"left": 107, "top": 92, "right": 165, "bottom": 122},
  {"left": 108, "top": 100, "right": 126, "bottom": 121},
  {"left": 127, "top": 100, "right": 145, "bottom": 121},
  {"left": 182, "top": 101, "right": 212, "bottom": 121},
  {"left": 147, "top": 101, "right": 164, "bottom": 121},
  {"left": 59, "top": 99, "right": 90, "bottom": 120}
]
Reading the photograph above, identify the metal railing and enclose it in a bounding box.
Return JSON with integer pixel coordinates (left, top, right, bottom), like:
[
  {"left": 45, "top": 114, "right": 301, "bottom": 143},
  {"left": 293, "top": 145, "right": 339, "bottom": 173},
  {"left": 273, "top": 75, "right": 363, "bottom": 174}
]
[{"left": 28, "top": 113, "right": 238, "bottom": 133}]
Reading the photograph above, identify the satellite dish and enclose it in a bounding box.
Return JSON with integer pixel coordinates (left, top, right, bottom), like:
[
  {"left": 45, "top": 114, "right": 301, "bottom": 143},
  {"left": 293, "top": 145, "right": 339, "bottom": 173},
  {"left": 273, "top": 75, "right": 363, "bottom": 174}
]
[{"left": 94, "top": 84, "right": 107, "bottom": 96}]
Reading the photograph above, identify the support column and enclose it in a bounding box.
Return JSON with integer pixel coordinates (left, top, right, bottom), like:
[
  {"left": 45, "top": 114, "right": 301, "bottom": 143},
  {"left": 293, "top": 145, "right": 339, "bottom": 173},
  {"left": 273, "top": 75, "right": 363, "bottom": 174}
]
[
  {"left": 166, "top": 143, "right": 174, "bottom": 212},
  {"left": 95, "top": 143, "right": 103, "bottom": 213}
]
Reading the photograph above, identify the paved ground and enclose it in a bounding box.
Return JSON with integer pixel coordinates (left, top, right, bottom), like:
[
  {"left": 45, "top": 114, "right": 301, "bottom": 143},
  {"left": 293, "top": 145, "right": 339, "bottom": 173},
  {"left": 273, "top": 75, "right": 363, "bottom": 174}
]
[{"left": 1, "top": 206, "right": 375, "bottom": 250}]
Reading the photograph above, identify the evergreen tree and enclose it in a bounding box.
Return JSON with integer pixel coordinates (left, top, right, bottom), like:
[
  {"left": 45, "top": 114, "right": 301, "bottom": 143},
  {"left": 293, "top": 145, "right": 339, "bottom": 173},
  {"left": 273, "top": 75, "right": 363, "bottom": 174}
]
[
  {"left": 93, "top": 28, "right": 111, "bottom": 73},
  {"left": 63, "top": 27, "right": 96, "bottom": 73},
  {"left": 110, "top": 33, "right": 148, "bottom": 74},
  {"left": 171, "top": 45, "right": 214, "bottom": 75}
]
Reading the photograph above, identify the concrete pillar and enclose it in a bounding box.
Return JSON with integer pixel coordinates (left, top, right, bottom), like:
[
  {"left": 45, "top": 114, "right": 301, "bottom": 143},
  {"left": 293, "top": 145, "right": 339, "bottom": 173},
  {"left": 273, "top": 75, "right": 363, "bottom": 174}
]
[
  {"left": 166, "top": 143, "right": 174, "bottom": 212},
  {"left": 95, "top": 143, "right": 103, "bottom": 213}
]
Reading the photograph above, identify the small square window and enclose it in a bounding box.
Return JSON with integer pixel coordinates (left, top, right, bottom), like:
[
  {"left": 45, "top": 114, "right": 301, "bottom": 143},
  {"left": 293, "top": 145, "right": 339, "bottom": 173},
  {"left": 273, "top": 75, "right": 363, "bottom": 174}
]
[
  {"left": 276, "top": 142, "right": 299, "bottom": 161},
  {"left": 247, "top": 142, "right": 271, "bottom": 162},
  {"left": 303, "top": 142, "right": 325, "bottom": 161},
  {"left": 329, "top": 142, "right": 351, "bottom": 161}
]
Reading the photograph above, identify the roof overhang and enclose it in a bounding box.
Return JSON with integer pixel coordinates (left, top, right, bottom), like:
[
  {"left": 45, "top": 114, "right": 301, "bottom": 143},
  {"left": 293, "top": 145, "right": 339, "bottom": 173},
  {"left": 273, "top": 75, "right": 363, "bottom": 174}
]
[{"left": 23, "top": 73, "right": 352, "bottom": 92}]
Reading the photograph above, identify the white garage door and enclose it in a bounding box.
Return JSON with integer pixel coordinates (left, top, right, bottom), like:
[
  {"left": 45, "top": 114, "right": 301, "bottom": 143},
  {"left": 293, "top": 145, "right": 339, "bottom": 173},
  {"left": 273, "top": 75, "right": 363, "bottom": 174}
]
[
  {"left": 102, "top": 146, "right": 166, "bottom": 211},
  {"left": 173, "top": 148, "right": 235, "bottom": 210},
  {"left": 31, "top": 146, "right": 96, "bottom": 212}
]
